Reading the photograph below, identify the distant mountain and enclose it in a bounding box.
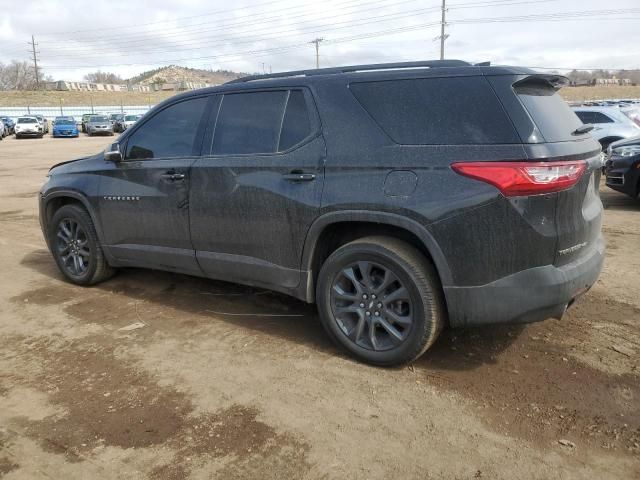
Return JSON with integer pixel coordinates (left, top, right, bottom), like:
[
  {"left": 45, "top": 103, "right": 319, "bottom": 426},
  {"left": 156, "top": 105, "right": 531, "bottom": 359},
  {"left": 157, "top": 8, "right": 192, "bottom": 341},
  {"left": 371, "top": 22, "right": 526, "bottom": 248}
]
[{"left": 127, "top": 65, "right": 246, "bottom": 86}]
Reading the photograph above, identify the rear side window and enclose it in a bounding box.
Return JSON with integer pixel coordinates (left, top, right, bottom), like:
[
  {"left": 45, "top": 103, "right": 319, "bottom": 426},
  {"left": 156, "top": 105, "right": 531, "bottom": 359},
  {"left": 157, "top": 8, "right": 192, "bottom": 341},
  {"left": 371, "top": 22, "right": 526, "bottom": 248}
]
[
  {"left": 574, "top": 111, "right": 614, "bottom": 124},
  {"left": 514, "top": 82, "right": 583, "bottom": 142},
  {"left": 350, "top": 77, "right": 519, "bottom": 145},
  {"left": 279, "top": 90, "right": 312, "bottom": 151},
  {"left": 213, "top": 91, "right": 287, "bottom": 155},
  {"left": 126, "top": 96, "right": 208, "bottom": 160}
]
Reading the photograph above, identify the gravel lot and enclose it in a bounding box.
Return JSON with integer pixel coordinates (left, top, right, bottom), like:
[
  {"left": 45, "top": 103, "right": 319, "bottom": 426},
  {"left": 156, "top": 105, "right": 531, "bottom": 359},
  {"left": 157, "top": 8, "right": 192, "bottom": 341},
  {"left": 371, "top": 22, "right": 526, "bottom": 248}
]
[{"left": 0, "top": 134, "right": 638, "bottom": 479}]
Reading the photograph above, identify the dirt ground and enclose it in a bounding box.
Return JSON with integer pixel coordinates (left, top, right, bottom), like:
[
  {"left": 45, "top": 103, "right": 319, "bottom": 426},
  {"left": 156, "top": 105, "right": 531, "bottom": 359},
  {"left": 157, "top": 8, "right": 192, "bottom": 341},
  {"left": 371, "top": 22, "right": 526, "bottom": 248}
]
[{"left": 0, "top": 134, "right": 638, "bottom": 480}]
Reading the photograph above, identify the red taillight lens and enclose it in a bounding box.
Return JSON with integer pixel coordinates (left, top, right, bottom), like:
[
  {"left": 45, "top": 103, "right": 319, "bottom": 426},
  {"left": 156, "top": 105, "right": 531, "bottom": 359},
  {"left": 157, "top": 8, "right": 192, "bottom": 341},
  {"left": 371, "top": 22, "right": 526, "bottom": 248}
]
[{"left": 451, "top": 160, "right": 587, "bottom": 196}]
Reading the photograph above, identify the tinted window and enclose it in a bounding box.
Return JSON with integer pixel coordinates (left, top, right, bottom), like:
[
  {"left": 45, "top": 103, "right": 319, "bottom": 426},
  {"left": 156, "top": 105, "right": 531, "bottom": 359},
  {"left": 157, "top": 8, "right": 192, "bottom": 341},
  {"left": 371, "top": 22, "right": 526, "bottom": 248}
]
[
  {"left": 350, "top": 77, "right": 519, "bottom": 145},
  {"left": 279, "top": 90, "right": 312, "bottom": 151},
  {"left": 591, "top": 112, "right": 613, "bottom": 123},
  {"left": 126, "top": 96, "right": 208, "bottom": 160},
  {"left": 212, "top": 91, "right": 287, "bottom": 155},
  {"left": 515, "top": 82, "right": 583, "bottom": 142},
  {"left": 18, "top": 117, "right": 37, "bottom": 123}
]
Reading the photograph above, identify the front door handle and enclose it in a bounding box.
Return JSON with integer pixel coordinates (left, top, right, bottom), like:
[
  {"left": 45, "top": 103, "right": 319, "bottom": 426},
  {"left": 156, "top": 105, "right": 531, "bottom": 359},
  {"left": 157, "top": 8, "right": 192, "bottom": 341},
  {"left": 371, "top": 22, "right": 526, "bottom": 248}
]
[
  {"left": 283, "top": 171, "right": 316, "bottom": 182},
  {"left": 161, "top": 172, "right": 186, "bottom": 181}
]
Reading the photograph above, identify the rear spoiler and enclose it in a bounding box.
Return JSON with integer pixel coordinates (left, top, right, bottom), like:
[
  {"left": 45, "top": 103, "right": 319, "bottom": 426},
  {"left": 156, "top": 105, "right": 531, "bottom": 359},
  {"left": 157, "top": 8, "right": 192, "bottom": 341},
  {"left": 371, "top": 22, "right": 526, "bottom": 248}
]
[{"left": 513, "top": 74, "right": 569, "bottom": 91}]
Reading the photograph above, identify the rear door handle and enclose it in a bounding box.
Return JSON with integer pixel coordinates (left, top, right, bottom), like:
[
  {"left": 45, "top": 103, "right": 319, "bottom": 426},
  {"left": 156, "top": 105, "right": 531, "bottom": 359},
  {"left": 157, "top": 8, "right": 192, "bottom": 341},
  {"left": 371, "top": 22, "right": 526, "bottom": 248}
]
[
  {"left": 283, "top": 171, "right": 316, "bottom": 182},
  {"left": 161, "top": 172, "right": 186, "bottom": 181}
]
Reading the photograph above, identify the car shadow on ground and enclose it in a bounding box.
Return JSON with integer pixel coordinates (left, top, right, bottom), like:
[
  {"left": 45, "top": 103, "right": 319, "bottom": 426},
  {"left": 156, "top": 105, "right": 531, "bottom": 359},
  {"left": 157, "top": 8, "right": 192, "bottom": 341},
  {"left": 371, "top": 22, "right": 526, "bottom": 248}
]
[
  {"left": 20, "top": 248, "right": 520, "bottom": 370},
  {"left": 600, "top": 188, "right": 639, "bottom": 211}
]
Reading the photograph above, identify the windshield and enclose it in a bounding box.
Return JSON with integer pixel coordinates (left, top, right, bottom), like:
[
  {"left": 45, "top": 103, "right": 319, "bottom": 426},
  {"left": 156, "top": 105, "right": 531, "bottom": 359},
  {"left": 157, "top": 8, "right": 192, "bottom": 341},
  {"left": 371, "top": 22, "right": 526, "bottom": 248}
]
[
  {"left": 125, "top": 115, "right": 138, "bottom": 121},
  {"left": 17, "top": 117, "right": 38, "bottom": 124},
  {"left": 110, "top": 114, "right": 123, "bottom": 120},
  {"left": 91, "top": 116, "right": 108, "bottom": 122},
  {"left": 55, "top": 119, "right": 75, "bottom": 126}
]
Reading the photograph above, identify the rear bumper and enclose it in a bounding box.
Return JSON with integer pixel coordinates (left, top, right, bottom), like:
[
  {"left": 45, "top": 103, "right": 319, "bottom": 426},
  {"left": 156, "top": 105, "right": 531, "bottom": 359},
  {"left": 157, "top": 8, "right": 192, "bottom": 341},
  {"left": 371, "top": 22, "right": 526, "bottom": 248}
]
[{"left": 444, "top": 236, "right": 605, "bottom": 327}]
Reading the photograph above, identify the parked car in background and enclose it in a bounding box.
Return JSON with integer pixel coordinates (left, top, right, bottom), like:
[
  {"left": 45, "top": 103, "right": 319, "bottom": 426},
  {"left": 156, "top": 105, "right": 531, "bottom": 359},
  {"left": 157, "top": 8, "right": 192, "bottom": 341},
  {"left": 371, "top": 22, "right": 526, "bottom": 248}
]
[
  {"left": 621, "top": 106, "right": 640, "bottom": 127},
  {"left": 119, "top": 114, "right": 142, "bottom": 131},
  {"left": 572, "top": 106, "right": 640, "bottom": 149},
  {"left": 605, "top": 136, "right": 640, "bottom": 199},
  {"left": 39, "top": 60, "right": 604, "bottom": 366},
  {"left": 85, "top": 115, "right": 114, "bottom": 136},
  {"left": 109, "top": 113, "right": 124, "bottom": 124},
  {"left": 1, "top": 117, "right": 15, "bottom": 135},
  {"left": 15, "top": 116, "right": 43, "bottom": 138},
  {"left": 81, "top": 114, "right": 96, "bottom": 133},
  {"left": 52, "top": 117, "right": 79, "bottom": 138},
  {"left": 33, "top": 115, "right": 49, "bottom": 134}
]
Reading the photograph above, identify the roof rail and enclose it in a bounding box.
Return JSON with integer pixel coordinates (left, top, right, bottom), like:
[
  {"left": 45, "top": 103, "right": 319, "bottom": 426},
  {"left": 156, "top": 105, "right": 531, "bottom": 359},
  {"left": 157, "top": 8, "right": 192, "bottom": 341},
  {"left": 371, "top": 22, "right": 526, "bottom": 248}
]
[{"left": 228, "top": 59, "right": 472, "bottom": 84}]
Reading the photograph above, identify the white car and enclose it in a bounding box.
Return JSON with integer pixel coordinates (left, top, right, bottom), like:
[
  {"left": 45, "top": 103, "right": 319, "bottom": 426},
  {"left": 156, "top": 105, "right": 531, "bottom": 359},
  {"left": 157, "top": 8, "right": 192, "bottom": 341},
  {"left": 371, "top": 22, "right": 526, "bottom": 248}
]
[
  {"left": 0, "top": 120, "right": 5, "bottom": 140},
  {"left": 14, "top": 116, "right": 44, "bottom": 139},
  {"left": 572, "top": 106, "right": 640, "bottom": 149},
  {"left": 121, "top": 114, "right": 142, "bottom": 131}
]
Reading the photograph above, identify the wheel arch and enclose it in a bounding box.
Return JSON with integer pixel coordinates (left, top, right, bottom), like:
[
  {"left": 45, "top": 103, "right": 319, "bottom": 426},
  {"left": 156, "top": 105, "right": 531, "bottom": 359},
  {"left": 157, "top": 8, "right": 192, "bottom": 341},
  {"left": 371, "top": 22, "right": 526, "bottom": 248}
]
[
  {"left": 598, "top": 136, "right": 623, "bottom": 149},
  {"left": 43, "top": 191, "right": 104, "bottom": 244},
  {"left": 301, "top": 211, "right": 452, "bottom": 302}
]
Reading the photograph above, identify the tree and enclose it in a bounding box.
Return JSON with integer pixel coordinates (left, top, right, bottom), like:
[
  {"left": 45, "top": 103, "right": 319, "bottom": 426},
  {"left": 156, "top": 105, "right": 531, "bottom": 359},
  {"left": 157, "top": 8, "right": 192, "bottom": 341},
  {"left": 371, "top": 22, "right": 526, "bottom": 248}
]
[
  {"left": 84, "top": 71, "right": 123, "bottom": 84},
  {"left": 0, "top": 60, "right": 41, "bottom": 90}
]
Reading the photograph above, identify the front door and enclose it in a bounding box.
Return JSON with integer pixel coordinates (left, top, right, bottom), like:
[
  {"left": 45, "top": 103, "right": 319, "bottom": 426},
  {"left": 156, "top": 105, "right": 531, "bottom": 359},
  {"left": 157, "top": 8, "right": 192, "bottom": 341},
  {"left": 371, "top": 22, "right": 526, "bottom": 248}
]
[
  {"left": 98, "top": 95, "right": 210, "bottom": 274},
  {"left": 189, "top": 89, "right": 325, "bottom": 290}
]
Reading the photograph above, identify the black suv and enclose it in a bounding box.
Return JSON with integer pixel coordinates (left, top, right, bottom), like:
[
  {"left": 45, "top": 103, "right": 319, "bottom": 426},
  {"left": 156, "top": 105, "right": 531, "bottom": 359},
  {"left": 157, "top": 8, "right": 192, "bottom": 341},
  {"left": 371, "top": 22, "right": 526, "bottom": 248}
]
[
  {"left": 39, "top": 60, "right": 604, "bottom": 366},
  {"left": 605, "top": 136, "right": 640, "bottom": 199}
]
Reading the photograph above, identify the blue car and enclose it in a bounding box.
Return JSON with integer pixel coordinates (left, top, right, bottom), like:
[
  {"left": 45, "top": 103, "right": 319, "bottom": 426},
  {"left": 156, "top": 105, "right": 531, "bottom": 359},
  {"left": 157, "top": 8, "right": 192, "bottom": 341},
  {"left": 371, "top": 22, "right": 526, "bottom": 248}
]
[{"left": 52, "top": 117, "right": 79, "bottom": 138}]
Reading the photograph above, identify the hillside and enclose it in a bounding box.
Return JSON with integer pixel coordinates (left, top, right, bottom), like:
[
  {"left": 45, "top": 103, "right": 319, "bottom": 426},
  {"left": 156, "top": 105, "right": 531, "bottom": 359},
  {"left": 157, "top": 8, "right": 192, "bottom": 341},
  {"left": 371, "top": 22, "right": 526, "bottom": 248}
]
[
  {"left": 127, "top": 65, "right": 245, "bottom": 86},
  {"left": 1, "top": 84, "right": 639, "bottom": 108}
]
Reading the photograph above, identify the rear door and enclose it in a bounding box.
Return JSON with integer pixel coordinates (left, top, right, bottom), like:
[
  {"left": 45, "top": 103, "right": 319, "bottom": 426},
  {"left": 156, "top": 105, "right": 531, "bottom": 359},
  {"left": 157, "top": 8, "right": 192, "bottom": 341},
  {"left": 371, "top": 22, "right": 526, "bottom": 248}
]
[
  {"left": 189, "top": 88, "right": 325, "bottom": 290},
  {"left": 98, "top": 95, "right": 209, "bottom": 274}
]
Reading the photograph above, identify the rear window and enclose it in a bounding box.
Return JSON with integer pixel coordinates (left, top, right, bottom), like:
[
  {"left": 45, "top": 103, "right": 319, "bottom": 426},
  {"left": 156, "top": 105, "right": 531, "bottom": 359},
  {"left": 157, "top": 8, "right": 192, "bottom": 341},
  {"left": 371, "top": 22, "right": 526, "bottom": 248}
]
[
  {"left": 349, "top": 76, "right": 519, "bottom": 145},
  {"left": 514, "top": 82, "right": 583, "bottom": 142}
]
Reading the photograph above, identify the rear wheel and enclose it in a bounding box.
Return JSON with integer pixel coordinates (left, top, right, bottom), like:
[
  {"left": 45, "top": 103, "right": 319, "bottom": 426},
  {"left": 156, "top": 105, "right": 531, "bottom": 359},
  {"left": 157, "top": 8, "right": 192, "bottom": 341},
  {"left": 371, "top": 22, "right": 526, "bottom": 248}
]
[
  {"left": 49, "top": 204, "right": 115, "bottom": 285},
  {"left": 317, "top": 236, "right": 445, "bottom": 366}
]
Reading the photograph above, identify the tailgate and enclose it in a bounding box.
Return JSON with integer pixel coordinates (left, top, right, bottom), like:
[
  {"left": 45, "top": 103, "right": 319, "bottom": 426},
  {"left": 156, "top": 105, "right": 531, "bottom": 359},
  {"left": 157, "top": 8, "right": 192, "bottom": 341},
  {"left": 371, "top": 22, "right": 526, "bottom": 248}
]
[{"left": 554, "top": 153, "right": 603, "bottom": 266}]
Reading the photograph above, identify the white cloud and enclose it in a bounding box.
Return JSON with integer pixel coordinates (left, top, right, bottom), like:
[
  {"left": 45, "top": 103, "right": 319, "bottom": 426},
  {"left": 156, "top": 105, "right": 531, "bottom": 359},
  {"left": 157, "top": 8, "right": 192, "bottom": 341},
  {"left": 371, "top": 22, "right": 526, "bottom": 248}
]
[{"left": 0, "top": 0, "right": 638, "bottom": 81}]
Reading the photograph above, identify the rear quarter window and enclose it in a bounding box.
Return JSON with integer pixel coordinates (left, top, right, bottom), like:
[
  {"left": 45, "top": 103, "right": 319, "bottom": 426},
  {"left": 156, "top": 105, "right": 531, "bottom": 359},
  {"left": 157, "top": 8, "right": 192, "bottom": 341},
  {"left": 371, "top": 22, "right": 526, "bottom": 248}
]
[{"left": 349, "top": 76, "right": 519, "bottom": 145}]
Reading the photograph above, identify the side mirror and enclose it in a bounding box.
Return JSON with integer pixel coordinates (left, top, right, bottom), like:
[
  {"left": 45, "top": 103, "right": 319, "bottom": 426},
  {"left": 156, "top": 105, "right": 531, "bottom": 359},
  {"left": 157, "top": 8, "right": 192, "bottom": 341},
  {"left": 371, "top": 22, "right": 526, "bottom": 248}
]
[{"left": 104, "top": 142, "right": 123, "bottom": 163}]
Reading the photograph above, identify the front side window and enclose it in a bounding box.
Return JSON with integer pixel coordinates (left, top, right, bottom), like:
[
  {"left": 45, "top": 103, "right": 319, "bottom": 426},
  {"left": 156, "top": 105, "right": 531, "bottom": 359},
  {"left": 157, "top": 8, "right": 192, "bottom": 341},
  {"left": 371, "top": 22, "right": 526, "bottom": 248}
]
[{"left": 125, "top": 96, "right": 208, "bottom": 160}]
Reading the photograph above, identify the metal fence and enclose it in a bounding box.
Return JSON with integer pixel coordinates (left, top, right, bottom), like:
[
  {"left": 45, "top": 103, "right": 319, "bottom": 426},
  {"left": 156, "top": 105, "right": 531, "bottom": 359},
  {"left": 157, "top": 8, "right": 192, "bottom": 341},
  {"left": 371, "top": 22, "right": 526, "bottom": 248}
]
[{"left": 0, "top": 105, "right": 152, "bottom": 122}]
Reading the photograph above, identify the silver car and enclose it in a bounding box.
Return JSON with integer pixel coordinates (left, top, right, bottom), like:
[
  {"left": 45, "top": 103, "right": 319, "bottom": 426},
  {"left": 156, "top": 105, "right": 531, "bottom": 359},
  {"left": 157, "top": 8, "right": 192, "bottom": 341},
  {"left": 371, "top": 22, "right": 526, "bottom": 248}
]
[
  {"left": 572, "top": 106, "right": 640, "bottom": 149},
  {"left": 85, "top": 115, "right": 114, "bottom": 136}
]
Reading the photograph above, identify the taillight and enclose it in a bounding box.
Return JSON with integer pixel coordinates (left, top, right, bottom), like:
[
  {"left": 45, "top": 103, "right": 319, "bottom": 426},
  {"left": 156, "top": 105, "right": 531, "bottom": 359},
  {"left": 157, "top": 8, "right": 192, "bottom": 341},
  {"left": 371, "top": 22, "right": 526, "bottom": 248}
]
[{"left": 451, "top": 160, "right": 587, "bottom": 196}]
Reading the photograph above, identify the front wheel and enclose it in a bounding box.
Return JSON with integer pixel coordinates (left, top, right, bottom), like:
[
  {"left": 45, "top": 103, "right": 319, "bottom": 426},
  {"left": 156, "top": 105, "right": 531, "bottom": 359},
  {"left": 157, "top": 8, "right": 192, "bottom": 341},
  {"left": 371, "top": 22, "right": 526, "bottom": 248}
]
[
  {"left": 316, "top": 236, "right": 445, "bottom": 366},
  {"left": 49, "top": 204, "right": 115, "bottom": 285}
]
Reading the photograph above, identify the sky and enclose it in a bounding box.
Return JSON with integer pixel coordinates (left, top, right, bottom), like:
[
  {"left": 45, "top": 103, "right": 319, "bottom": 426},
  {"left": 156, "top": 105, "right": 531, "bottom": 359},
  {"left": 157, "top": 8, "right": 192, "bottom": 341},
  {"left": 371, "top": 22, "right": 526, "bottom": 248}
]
[{"left": 0, "top": 0, "right": 638, "bottom": 81}]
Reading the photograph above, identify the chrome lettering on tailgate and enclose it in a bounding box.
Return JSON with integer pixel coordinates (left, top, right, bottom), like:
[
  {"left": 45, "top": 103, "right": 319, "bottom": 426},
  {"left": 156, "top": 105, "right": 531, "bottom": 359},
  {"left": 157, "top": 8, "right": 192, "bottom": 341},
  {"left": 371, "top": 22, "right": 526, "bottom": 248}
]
[{"left": 558, "top": 242, "right": 588, "bottom": 256}]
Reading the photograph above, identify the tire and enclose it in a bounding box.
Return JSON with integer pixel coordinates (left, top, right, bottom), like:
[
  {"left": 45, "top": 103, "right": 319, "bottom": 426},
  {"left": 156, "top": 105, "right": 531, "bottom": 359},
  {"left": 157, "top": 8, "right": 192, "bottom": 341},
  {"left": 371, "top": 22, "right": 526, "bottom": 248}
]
[
  {"left": 316, "top": 236, "right": 445, "bottom": 366},
  {"left": 48, "top": 204, "right": 115, "bottom": 286}
]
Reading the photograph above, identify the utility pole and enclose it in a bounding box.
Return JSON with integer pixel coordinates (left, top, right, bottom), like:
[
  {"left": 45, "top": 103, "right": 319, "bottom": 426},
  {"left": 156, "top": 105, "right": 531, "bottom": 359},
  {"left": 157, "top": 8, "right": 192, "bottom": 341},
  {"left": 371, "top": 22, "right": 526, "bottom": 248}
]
[
  {"left": 309, "top": 38, "right": 324, "bottom": 69},
  {"left": 29, "top": 35, "right": 40, "bottom": 90},
  {"left": 440, "top": 0, "right": 446, "bottom": 59}
]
